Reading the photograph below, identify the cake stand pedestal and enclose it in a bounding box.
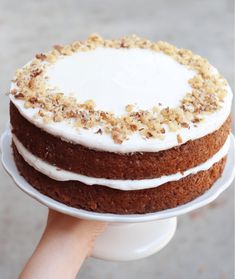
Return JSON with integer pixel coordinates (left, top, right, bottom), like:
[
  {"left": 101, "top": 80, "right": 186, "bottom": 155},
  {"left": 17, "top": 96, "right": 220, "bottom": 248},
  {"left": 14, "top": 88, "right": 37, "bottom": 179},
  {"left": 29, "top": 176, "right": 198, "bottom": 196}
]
[
  {"left": 93, "top": 217, "right": 177, "bottom": 261},
  {"left": 1, "top": 130, "right": 235, "bottom": 261}
]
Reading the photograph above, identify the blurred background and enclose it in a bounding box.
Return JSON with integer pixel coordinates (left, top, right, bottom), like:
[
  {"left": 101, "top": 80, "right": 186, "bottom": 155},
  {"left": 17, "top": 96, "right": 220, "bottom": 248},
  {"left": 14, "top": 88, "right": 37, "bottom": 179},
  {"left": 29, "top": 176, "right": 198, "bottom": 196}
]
[{"left": 0, "top": 0, "right": 234, "bottom": 278}]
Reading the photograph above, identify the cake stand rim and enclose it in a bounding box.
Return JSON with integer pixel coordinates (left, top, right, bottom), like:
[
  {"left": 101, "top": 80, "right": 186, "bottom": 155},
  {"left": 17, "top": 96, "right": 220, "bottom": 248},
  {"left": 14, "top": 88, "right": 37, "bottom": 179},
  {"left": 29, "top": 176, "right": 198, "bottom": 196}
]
[{"left": 1, "top": 129, "right": 235, "bottom": 223}]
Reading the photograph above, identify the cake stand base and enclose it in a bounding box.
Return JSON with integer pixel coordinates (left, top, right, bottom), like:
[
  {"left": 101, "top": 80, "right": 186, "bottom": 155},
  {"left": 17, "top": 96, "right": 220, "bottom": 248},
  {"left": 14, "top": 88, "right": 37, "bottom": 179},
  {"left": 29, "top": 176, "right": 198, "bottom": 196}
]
[{"left": 93, "top": 217, "right": 177, "bottom": 261}]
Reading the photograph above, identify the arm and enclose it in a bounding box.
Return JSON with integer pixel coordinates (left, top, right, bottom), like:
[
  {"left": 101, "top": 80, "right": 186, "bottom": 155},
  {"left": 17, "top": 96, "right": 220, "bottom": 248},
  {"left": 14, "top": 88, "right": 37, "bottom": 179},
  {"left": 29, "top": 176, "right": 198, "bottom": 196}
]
[{"left": 19, "top": 210, "right": 107, "bottom": 279}]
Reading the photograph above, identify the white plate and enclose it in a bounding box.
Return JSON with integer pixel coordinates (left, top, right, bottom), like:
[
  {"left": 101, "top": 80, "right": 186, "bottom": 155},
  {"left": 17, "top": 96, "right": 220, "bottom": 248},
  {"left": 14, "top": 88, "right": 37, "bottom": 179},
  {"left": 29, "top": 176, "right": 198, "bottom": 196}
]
[{"left": 1, "top": 130, "right": 235, "bottom": 223}]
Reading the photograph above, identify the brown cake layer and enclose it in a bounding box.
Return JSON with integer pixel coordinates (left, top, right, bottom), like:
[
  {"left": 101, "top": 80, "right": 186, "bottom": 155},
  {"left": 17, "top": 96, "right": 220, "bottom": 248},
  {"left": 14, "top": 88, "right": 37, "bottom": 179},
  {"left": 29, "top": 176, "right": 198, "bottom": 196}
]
[
  {"left": 13, "top": 143, "right": 226, "bottom": 214},
  {"left": 10, "top": 102, "right": 231, "bottom": 180}
]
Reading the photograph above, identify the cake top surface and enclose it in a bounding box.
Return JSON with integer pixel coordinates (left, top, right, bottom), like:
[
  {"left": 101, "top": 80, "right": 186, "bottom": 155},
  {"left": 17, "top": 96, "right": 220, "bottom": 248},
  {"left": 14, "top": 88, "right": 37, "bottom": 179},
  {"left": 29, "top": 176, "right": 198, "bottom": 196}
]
[
  {"left": 10, "top": 34, "right": 232, "bottom": 152},
  {"left": 46, "top": 48, "right": 195, "bottom": 115}
]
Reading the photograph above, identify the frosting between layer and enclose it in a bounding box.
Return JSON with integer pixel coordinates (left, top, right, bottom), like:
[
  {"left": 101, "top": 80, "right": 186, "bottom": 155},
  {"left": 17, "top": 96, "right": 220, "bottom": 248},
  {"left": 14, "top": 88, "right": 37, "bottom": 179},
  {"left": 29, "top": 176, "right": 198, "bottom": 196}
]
[{"left": 12, "top": 134, "right": 230, "bottom": 191}]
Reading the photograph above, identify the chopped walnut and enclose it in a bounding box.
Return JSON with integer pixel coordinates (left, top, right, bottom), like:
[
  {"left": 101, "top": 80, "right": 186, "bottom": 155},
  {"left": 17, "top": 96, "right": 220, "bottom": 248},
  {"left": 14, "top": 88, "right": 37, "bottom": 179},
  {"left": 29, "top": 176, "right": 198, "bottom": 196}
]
[
  {"left": 35, "top": 53, "right": 47, "bottom": 61},
  {"left": 10, "top": 34, "right": 229, "bottom": 144},
  {"left": 125, "top": 104, "right": 134, "bottom": 112},
  {"left": 177, "top": 134, "right": 183, "bottom": 144}
]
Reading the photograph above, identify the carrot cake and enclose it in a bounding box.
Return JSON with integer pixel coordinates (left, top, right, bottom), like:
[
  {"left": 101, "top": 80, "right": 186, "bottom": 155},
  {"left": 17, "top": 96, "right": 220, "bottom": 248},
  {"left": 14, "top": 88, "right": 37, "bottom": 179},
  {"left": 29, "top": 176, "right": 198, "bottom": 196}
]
[{"left": 9, "top": 34, "right": 232, "bottom": 214}]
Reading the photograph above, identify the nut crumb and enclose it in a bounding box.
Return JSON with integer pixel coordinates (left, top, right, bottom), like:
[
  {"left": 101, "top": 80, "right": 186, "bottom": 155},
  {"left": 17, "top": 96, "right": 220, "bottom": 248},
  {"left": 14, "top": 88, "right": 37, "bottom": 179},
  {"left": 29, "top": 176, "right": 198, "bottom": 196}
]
[
  {"left": 36, "top": 53, "right": 47, "bottom": 61},
  {"left": 125, "top": 104, "right": 134, "bottom": 112},
  {"left": 177, "top": 134, "right": 183, "bottom": 144},
  {"left": 95, "top": 128, "right": 103, "bottom": 135},
  {"left": 15, "top": 92, "right": 25, "bottom": 99}
]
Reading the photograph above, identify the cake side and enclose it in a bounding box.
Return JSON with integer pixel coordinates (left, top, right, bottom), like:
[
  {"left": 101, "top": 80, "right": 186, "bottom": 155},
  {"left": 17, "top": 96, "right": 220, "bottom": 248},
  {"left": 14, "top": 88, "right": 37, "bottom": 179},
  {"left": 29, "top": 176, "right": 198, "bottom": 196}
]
[
  {"left": 10, "top": 102, "right": 231, "bottom": 180},
  {"left": 13, "top": 143, "right": 227, "bottom": 214},
  {"left": 11, "top": 132, "right": 231, "bottom": 190}
]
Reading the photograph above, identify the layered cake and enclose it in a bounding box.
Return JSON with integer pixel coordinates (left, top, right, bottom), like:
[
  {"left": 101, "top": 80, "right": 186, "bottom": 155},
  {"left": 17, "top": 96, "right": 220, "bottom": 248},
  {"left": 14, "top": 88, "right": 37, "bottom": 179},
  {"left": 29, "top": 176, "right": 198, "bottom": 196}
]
[{"left": 9, "top": 34, "right": 232, "bottom": 214}]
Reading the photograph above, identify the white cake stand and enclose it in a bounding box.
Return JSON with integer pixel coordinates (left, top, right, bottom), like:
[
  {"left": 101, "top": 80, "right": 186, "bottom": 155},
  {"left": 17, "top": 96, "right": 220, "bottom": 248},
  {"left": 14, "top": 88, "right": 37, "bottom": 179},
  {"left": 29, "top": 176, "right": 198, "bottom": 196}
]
[{"left": 1, "top": 130, "right": 235, "bottom": 261}]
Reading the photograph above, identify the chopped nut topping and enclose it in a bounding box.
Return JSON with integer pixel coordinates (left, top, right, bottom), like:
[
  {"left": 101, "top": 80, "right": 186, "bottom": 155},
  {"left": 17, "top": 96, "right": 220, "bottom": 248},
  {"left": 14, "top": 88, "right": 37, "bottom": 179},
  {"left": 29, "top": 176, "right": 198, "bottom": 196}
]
[
  {"left": 14, "top": 92, "right": 25, "bottom": 99},
  {"left": 53, "top": 45, "right": 64, "bottom": 53},
  {"left": 125, "top": 104, "right": 134, "bottom": 112},
  {"left": 177, "top": 134, "right": 183, "bottom": 144},
  {"left": 111, "top": 128, "right": 124, "bottom": 144},
  {"left": 10, "top": 34, "right": 228, "bottom": 144},
  {"left": 95, "top": 128, "right": 103, "bottom": 135},
  {"left": 35, "top": 53, "right": 47, "bottom": 61}
]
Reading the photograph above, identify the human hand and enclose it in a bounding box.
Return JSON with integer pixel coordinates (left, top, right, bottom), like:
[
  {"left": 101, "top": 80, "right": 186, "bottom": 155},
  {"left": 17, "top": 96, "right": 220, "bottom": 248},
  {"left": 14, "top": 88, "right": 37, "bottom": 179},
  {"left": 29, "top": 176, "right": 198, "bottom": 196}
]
[{"left": 19, "top": 209, "right": 107, "bottom": 279}]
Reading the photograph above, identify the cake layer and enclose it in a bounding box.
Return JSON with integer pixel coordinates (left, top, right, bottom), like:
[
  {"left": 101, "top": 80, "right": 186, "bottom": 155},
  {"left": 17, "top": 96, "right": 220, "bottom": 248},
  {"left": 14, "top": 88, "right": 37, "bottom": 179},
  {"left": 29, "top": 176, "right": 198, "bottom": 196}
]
[
  {"left": 12, "top": 134, "right": 230, "bottom": 190},
  {"left": 10, "top": 102, "right": 231, "bottom": 180},
  {"left": 13, "top": 144, "right": 227, "bottom": 214},
  {"left": 9, "top": 36, "right": 233, "bottom": 153}
]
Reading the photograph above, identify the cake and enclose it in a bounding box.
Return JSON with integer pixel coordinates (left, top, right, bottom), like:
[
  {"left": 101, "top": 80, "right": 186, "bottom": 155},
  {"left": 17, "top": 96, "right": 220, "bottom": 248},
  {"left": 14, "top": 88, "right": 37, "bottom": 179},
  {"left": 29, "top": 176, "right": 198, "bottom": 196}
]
[{"left": 9, "top": 34, "right": 232, "bottom": 214}]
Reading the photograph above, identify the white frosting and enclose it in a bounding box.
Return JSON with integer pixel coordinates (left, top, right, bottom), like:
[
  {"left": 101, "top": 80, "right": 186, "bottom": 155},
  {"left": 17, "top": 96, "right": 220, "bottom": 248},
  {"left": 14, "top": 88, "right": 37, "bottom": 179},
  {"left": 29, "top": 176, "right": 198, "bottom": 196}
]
[
  {"left": 46, "top": 48, "right": 195, "bottom": 114},
  {"left": 10, "top": 48, "right": 232, "bottom": 153},
  {"left": 12, "top": 134, "right": 230, "bottom": 191}
]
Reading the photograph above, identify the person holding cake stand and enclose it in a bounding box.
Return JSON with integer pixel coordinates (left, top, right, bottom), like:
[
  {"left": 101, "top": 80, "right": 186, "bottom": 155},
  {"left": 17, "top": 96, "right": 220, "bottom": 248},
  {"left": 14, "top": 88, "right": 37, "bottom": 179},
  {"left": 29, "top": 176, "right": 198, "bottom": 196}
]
[{"left": 19, "top": 210, "right": 107, "bottom": 279}]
